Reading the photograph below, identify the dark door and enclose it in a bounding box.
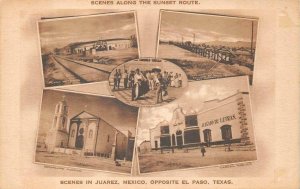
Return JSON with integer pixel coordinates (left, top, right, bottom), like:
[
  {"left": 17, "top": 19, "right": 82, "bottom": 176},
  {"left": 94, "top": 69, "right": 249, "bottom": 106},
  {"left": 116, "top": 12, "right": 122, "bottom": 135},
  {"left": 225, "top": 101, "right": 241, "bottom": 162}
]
[
  {"left": 75, "top": 135, "right": 84, "bottom": 149},
  {"left": 75, "top": 128, "right": 84, "bottom": 149},
  {"left": 155, "top": 141, "right": 158, "bottom": 149},
  {"left": 221, "top": 125, "right": 232, "bottom": 141},
  {"left": 172, "top": 134, "right": 176, "bottom": 146},
  {"left": 176, "top": 135, "right": 183, "bottom": 147}
]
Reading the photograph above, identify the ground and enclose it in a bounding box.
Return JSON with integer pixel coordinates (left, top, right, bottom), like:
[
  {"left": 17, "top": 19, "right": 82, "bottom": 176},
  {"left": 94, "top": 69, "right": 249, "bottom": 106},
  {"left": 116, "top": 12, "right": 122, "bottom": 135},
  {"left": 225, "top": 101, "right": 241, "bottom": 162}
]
[
  {"left": 110, "top": 86, "right": 184, "bottom": 107},
  {"left": 43, "top": 48, "right": 138, "bottom": 87},
  {"left": 158, "top": 44, "right": 253, "bottom": 81},
  {"left": 138, "top": 146, "right": 257, "bottom": 173},
  {"left": 35, "top": 151, "right": 132, "bottom": 173}
]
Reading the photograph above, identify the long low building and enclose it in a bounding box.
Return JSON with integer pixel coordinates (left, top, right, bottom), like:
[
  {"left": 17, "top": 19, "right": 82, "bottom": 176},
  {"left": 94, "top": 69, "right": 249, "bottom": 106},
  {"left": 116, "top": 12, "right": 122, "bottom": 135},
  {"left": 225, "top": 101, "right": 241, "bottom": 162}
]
[
  {"left": 45, "top": 97, "right": 134, "bottom": 161},
  {"left": 57, "top": 37, "right": 135, "bottom": 55},
  {"left": 149, "top": 91, "right": 255, "bottom": 149}
]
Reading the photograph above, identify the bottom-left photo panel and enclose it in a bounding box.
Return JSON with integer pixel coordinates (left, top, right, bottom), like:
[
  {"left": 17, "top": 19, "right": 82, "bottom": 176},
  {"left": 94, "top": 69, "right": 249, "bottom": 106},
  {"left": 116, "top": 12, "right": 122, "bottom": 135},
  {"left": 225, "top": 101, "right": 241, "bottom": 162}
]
[{"left": 34, "top": 89, "right": 139, "bottom": 174}]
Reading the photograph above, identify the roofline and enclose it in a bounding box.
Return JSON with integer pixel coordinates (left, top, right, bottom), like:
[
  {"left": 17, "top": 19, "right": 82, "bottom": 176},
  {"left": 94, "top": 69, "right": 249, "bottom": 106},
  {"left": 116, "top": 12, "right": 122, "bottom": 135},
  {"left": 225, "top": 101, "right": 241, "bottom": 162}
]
[
  {"left": 70, "top": 111, "right": 129, "bottom": 137},
  {"left": 70, "top": 110, "right": 99, "bottom": 120}
]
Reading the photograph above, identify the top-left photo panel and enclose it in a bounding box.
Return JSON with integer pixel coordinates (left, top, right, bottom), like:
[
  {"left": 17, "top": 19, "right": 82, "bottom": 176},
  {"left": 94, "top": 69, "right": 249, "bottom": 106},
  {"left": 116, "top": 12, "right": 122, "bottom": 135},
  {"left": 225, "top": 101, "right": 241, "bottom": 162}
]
[{"left": 38, "top": 11, "right": 140, "bottom": 88}]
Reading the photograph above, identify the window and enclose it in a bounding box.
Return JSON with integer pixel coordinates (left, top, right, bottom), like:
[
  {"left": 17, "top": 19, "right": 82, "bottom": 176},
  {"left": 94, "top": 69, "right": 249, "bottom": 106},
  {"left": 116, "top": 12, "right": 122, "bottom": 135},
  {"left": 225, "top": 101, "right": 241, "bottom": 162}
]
[
  {"left": 62, "top": 117, "right": 66, "bottom": 128},
  {"left": 53, "top": 117, "right": 57, "bottom": 127},
  {"left": 55, "top": 104, "right": 59, "bottom": 113},
  {"left": 79, "top": 128, "right": 84, "bottom": 135},
  {"left": 160, "top": 136, "right": 171, "bottom": 147},
  {"left": 184, "top": 129, "right": 200, "bottom": 144},
  {"left": 185, "top": 115, "right": 198, "bottom": 127},
  {"left": 71, "top": 130, "right": 75, "bottom": 137},
  {"left": 89, "top": 130, "right": 93, "bottom": 138},
  {"left": 221, "top": 125, "right": 232, "bottom": 141},
  {"left": 203, "top": 129, "right": 212, "bottom": 143},
  {"left": 107, "top": 135, "right": 110, "bottom": 142},
  {"left": 160, "top": 126, "right": 170, "bottom": 135},
  {"left": 176, "top": 130, "right": 182, "bottom": 135}
]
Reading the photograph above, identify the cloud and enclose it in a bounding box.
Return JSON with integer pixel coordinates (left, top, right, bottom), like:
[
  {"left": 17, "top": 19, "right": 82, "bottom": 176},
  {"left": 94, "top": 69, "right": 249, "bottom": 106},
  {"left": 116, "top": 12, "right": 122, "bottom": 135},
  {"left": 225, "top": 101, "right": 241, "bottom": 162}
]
[
  {"left": 160, "top": 22, "right": 252, "bottom": 43},
  {"left": 121, "top": 23, "right": 135, "bottom": 30}
]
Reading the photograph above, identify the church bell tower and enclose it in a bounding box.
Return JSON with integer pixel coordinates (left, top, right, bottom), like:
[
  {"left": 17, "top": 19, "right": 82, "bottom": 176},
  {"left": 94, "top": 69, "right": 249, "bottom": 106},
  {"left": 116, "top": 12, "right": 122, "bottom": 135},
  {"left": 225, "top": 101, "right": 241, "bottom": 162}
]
[{"left": 45, "top": 95, "right": 69, "bottom": 153}]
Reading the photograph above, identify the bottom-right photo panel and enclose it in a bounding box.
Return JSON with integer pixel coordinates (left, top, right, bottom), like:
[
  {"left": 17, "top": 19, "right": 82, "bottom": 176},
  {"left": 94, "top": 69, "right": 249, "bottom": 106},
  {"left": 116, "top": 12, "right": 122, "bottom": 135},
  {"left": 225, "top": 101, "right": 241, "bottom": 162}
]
[{"left": 136, "top": 76, "right": 257, "bottom": 174}]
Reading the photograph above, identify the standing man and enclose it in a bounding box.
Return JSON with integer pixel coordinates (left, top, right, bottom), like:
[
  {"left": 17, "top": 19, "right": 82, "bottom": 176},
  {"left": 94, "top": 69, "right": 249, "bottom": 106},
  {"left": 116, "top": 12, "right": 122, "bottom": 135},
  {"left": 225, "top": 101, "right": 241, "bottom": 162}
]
[
  {"left": 113, "top": 70, "right": 119, "bottom": 90},
  {"left": 123, "top": 70, "right": 129, "bottom": 89},
  {"left": 200, "top": 145, "right": 206, "bottom": 157},
  {"left": 178, "top": 73, "right": 182, "bottom": 88},
  {"left": 156, "top": 71, "right": 163, "bottom": 104},
  {"left": 129, "top": 70, "right": 134, "bottom": 88},
  {"left": 117, "top": 69, "right": 121, "bottom": 89}
]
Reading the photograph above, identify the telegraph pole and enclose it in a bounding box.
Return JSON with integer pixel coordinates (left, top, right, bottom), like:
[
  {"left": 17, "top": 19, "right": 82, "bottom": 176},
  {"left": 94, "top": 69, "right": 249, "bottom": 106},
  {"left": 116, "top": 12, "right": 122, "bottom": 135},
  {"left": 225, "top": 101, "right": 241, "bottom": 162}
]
[
  {"left": 193, "top": 33, "right": 195, "bottom": 44},
  {"left": 250, "top": 21, "right": 254, "bottom": 60}
]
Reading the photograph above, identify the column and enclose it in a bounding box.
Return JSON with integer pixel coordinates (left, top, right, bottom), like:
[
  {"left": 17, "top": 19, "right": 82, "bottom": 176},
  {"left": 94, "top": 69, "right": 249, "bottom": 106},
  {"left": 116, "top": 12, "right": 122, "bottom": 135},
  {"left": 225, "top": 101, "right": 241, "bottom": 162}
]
[{"left": 111, "top": 132, "right": 119, "bottom": 160}]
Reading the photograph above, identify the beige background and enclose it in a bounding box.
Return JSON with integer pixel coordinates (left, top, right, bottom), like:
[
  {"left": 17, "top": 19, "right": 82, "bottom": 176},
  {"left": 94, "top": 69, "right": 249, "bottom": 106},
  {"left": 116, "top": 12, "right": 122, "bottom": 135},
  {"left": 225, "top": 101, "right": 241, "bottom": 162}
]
[{"left": 0, "top": 0, "right": 299, "bottom": 188}]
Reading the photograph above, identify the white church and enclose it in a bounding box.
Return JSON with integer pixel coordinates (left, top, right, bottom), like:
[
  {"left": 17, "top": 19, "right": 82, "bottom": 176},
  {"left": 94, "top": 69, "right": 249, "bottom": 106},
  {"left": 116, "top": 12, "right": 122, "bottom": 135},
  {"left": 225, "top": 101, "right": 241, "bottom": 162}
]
[{"left": 44, "top": 97, "right": 134, "bottom": 161}]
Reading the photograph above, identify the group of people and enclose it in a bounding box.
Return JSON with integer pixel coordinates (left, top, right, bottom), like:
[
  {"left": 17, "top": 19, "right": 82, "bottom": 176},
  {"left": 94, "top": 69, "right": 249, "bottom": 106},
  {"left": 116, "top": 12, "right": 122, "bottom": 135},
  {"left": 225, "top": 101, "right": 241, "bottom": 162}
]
[{"left": 112, "top": 68, "right": 183, "bottom": 104}]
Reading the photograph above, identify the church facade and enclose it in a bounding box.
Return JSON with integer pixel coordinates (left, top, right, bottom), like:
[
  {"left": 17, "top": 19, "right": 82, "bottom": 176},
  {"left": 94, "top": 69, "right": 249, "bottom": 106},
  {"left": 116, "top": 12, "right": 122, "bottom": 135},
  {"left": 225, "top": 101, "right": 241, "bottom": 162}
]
[
  {"left": 45, "top": 97, "right": 134, "bottom": 161},
  {"left": 149, "top": 91, "right": 255, "bottom": 149}
]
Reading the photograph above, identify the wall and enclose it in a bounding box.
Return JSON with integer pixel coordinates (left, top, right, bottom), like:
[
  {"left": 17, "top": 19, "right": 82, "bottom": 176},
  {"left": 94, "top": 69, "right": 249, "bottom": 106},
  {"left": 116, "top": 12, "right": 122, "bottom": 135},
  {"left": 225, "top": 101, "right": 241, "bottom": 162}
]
[
  {"left": 54, "top": 131, "right": 68, "bottom": 148},
  {"left": 198, "top": 100, "right": 241, "bottom": 143},
  {"left": 149, "top": 92, "right": 255, "bottom": 148},
  {"left": 95, "top": 119, "right": 116, "bottom": 155},
  {"left": 115, "top": 132, "right": 128, "bottom": 160},
  {"left": 83, "top": 119, "right": 98, "bottom": 153},
  {"left": 68, "top": 121, "right": 78, "bottom": 148},
  {"left": 107, "top": 40, "right": 131, "bottom": 50}
]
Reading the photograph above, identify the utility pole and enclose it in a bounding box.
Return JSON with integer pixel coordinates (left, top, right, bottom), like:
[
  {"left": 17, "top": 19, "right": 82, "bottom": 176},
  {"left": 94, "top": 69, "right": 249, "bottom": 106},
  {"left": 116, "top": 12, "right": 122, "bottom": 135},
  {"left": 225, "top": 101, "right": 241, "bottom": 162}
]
[
  {"left": 193, "top": 33, "right": 195, "bottom": 44},
  {"left": 250, "top": 21, "right": 254, "bottom": 60}
]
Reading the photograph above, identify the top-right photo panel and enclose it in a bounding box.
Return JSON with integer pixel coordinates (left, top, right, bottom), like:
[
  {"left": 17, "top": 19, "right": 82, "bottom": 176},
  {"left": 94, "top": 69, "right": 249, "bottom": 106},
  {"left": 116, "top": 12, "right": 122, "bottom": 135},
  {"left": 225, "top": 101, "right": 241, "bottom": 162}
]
[{"left": 157, "top": 10, "right": 258, "bottom": 84}]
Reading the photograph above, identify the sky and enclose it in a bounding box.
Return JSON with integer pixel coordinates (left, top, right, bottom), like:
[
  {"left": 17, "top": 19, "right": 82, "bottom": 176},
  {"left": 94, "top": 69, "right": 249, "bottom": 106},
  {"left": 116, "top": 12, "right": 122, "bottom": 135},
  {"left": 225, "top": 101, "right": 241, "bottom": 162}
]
[
  {"left": 39, "top": 12, "right": 137, "bottom": 52},
  {"left": 38, "top": 90, "right": 138, "bottom": 138},
  {"left": 159, "top": 11, "right": 258, "bottom": 43},
  {"left": 136, "top": 76, "right": 250, "bottom": 146}
]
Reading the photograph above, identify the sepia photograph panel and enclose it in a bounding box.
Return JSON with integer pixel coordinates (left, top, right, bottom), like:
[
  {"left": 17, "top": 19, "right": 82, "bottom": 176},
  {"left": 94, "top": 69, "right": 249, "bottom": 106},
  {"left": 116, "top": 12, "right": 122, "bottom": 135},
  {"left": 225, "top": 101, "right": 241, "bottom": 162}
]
[
  {"left": 38, "top": 11, "right": 139, "bottom": 87},
  {"left": 157, "top": 10, "right": 258, "bottom": 84},
  {"left": 108, "top": 58, "right": 188, "bottom": 107},
  {"left": 136, "top": 76, "right": 256, "bottom": 173},
  {"left": 35, "top": 90, "right": 138, "bottom": 174}
]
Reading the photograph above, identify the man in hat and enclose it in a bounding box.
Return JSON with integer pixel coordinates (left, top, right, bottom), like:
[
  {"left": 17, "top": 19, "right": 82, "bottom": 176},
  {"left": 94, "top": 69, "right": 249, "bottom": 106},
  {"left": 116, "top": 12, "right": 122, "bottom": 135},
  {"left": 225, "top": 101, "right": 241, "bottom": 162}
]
[
  {"left": 200, "top": 145, "right": 206, "bottom": 157},
  {"left": 155, "top": 71, "right": 164, "bottom": 104}
]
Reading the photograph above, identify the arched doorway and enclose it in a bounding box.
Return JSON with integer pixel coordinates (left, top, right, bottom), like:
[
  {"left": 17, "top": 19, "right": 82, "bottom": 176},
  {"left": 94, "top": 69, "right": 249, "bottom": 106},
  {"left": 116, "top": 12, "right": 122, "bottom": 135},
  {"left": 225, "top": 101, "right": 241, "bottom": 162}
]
[
  {"left": 176, "top": 130, "right": 183, "bottom": 147},
  {"left": 221, "top": 125, "right": 232, "bottom": 142},
  {"left": 75, "top": 128, "right": 84, "bottom": 149},
  {"left": 172, "top": 134, "right": 176, "bottom": 146},
  {"left": 203, "top": 129, "right": 212, "bottom": 146}
]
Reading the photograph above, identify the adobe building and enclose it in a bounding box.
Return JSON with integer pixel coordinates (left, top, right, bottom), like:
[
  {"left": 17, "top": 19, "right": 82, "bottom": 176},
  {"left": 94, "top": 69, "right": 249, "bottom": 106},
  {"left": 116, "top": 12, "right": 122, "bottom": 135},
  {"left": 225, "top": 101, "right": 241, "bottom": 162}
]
[
  {"left": 149, "top": 91, "right": 255, "bottom": 149},
  {"left": 45, "top": 97, "right": 134, "bottom": 161},
  {"left": 138, "top": 140, "right": 151, "bottom": 154},
  {"left": 58, "top": 38, "right": 133, "bottom": 56}
]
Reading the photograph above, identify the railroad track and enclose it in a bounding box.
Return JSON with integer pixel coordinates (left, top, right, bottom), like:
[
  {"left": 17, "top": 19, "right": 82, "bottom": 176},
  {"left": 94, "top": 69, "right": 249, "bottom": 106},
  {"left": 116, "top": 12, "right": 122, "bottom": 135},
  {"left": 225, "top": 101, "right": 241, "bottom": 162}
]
[
  {"left": 54, "top": 55, "right": 111, "bottom": 74},
  {"left": 51, "top": 55, "right": 111, "bottom": 83}
]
